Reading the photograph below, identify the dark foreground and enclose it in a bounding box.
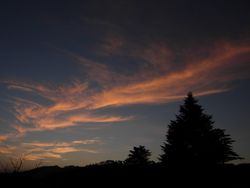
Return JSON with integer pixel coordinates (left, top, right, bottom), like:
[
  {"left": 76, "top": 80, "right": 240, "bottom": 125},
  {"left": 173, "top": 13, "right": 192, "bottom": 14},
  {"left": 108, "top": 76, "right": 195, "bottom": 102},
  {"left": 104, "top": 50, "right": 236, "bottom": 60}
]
[{"left": 1, "top": 163, "right": 250, "bottom": 187}]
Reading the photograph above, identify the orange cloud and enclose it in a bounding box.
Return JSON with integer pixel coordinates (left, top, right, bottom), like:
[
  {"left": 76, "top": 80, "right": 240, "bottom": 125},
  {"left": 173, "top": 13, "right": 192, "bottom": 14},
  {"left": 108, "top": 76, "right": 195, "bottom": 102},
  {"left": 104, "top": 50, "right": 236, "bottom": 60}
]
[
  {"left": 0, "top": 135, "right": 10, "bottom": 142},
  {"left": 23, "top": 143, "right": 99, "bottom": 160},
  {"left": 12, "top": 112, "right": 132, "bottom": 135},
  {"left": 68, "top": 39, "right": 250, "bottom": 109},
  {"left": 23, "top": 142, "right": 71, "bottom": 147},
  {"left": 72, "top": 139, "right": 101, "bottom": 145},
  {"left": 25, "top": 152, "right": 62, "bottom": 161},
  {"left": 66, "top": 114, "right": 133, "bottom": 123},
  {"left": 90, "top": 42, "right": 250, "bottom": 108},
  {"left": 3, "top": 80, "right": 132, "bottom": 136},
  {"left": 2, "top": 40, "right": 250, "bottom": 141},
  {"left": 49, "top": 147, "right": 81, "bottom": 154},
  {"left": 0, "top": 139, "right": 101, "bottom": 161},
  {"left": 0, "top": 133, "right": 18, "bottom": 143},
  {"left": 24, "top": 139, "right": 100, "bottom": 147},
  {"left": 0, "top": 146, "right": 16, "bottom": 154},
  {"left": 79, "top": 149, "right": 99, "bottom": 154}
]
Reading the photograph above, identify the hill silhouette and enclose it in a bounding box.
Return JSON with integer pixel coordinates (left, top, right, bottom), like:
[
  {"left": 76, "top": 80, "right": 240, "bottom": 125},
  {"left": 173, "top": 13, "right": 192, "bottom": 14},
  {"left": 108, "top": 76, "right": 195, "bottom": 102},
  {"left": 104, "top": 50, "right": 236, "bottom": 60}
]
[{"left": 1, "top": 163, "right": 250, "bottom": 187}]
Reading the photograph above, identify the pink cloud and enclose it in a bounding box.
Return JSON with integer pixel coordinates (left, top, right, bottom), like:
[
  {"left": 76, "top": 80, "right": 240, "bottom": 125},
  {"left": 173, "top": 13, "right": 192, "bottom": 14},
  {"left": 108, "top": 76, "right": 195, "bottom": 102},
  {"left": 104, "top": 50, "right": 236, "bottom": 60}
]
[
  {"left": 0, "top": 135, "right": 10, "bottom": 142},
  {"left": 89, "top": 41, "right": 250, "bottom": 108},
  {"left": 0, "top": 146, "right": 16, "bottom": 154},
  {"left": 3, "top": 80, "right": 132, "bottom": 136},
  {"left": 49, "top": 147, "right": 81, "bottom": 154},
  {"left": 2, "top": 40, "right": 250, "bottom": 141},
  {"left": 23, "top": 142, "right": 71, "bottom": 147},
  {"left": 25, "top": 152, "right": 62, "bottom": 161},
  {"left": 72, "top": 139, "right": 101, "bottom": 145},
  {"left": 0, "top": 139, "right": 101, "bottom": 161}
]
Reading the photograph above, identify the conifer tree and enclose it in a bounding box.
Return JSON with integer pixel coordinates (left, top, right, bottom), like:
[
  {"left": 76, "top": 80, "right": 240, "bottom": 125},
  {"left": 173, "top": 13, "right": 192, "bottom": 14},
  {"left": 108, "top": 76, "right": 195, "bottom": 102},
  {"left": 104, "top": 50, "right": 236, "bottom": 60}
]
[
  {"left": 125, "top": 145, "right": 152, "bottom": 165},
  {"left": 160, "top": 92, "right": 241, "bottom": 166}
]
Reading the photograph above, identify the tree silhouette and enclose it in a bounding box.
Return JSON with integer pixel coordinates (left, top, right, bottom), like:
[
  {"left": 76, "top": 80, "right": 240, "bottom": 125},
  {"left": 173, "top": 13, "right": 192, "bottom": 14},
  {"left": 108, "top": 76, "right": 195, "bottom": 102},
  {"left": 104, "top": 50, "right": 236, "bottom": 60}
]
[
  {"left": 160, "top": 92, "right": 242, "bottom": 167},
  {"left": 125, "top": 145, "right": 152, "bottom": 165}
]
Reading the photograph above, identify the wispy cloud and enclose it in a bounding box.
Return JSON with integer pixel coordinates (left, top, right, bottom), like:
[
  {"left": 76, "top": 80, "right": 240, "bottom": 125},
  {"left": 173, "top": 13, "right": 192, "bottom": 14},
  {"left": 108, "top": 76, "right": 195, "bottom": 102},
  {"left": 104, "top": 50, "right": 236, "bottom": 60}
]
[
  {"left": 0, "top": 139, "right": 101, "bottom": 161},
  {"left": 0, "top": 146, "right": 16, "bottom": 154},
  {"left": 24, "top": 139, "right": 101, "bottom": 148},
  {"left": 1, "top": 39, "right": 250, "bottom": 142},
  {"left": 23, "top": 139, "right": 100, "bottom": 160},
  {"left": 2, "top": 80, "right": 132, "bottom": 137},
  {"left": 72, "top": 139, "right": 101, "bottom": 145},
  {"left": 0, "top": 133, "right": 19, "bottom": 143},
  {"left": 48, "top": 147, "right": 82, "bottom": 154},
  {"left": 12, "top": 109, "right": 133, "bottom": 135},
  {"left": 0, "top": 135, "right": 11, "bottom": 142},
  {"left": 87, "top": 41, "right": 250, "bottom": 108},
  {"left": 23, "top": 142, "right": 71, "bottom": 147},
  {"left": 25, "top": 152, "right": 62, "bottom": 161}
]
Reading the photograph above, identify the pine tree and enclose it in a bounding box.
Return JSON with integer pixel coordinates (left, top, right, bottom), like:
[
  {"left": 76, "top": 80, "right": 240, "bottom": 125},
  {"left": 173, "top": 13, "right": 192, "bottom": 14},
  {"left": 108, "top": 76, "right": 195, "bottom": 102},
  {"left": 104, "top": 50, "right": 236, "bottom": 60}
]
[
  {"left": 125, "top": 145, "right": 152, "bottom": 165},
  {"left": 160, "top": 92, "right": 241, "bottom": 166}
]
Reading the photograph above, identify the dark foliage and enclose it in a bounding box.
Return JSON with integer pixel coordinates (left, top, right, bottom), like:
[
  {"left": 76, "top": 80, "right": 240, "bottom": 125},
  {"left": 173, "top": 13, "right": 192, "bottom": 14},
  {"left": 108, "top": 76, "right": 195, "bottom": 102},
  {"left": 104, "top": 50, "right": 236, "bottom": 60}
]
[
  {"left": 1, "top": 164, "right": 250, "bottom": 187},
  {"left": 125, "top": 145, "right": 152, "bottom": 165},
  {"left": 160, "top": 92, "right": 242, "bottom": 166}
]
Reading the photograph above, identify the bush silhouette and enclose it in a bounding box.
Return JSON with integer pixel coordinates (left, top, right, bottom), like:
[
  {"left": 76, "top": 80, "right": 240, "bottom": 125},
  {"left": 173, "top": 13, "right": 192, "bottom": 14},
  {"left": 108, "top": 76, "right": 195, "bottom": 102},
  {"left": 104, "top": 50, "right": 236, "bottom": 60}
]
[
  {"left": 125, "top": 145, "right": 152, "bottom": 165},
  {"left": 160, "top": 92, "right": 242, "bottom": 167}
]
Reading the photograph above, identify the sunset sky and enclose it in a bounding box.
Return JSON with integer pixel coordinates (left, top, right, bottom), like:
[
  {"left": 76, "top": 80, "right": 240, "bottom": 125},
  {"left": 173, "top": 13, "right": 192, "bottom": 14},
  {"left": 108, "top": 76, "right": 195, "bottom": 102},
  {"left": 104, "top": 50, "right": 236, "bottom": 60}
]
[{"left": 0, "top": 0, "right": 250, "bottom": 168}]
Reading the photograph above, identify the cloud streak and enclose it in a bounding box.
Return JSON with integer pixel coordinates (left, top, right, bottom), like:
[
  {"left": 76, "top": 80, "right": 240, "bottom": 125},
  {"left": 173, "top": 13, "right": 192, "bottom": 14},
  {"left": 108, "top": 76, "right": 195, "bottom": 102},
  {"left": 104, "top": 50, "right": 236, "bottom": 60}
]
[
  {"left": 0, "top": 139, "right": 101, "bottom": 161},
  {"left": 2, "top": 80, "right": 133, "bottom": 137},
  {"left": 0, "top": 135, "right": 11, "bottom": 142},
  {"left": 24, "top": 140, "right": 100, "bottom": 161},
  {"left": 1, "top": 39, "right": 250, "bottom": 143},
  {"left": 88, "top": 41, "right": 250, "bottom": 108},
  {"left": 0, "top": 146, "right": 16, "bottom": 154}
]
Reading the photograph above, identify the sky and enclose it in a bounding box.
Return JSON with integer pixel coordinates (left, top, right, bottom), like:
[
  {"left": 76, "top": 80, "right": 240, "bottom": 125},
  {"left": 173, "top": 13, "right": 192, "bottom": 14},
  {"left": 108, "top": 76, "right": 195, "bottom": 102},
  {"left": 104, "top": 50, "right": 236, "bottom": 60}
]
[{"left": 0, "top": 0, "right": 250, "bottom": 169}]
